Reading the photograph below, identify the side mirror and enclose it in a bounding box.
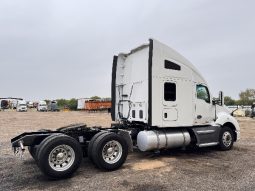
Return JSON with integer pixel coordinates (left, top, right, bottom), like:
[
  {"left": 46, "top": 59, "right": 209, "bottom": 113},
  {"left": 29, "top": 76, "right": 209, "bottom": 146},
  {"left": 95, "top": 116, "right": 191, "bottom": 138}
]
[
  {"left": 213, "top": 91, "right": 224, "bottom": 106},
  {"left": 219, "top": 91, "right": 224, "bottom": 106}
]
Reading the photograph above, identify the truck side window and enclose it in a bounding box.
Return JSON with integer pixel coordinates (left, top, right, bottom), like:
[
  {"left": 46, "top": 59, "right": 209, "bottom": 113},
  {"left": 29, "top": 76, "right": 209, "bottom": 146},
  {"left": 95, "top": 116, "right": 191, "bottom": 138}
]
[
  {"left": 165, "top": 60, "right": 181, "bottom": 71},
  {"left": 196, "top": 85, "right": 210, "bottom": 103},
  {"left": 164, "top": 82, "right": 176, "bottom": 101}
]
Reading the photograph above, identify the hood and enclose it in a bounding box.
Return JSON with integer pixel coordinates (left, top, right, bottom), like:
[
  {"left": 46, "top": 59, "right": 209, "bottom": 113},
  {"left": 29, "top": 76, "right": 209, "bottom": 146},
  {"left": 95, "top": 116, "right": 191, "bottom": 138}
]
[{"left": 216, "top": 105, "right": 231, "bottom": 116}]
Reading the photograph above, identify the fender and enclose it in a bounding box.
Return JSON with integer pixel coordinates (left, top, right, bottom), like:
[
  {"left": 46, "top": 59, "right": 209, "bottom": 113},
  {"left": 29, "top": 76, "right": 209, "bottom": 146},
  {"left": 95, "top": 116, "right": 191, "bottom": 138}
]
[{"left": 215, "top": 112, "right": 240, "bottom": 141}]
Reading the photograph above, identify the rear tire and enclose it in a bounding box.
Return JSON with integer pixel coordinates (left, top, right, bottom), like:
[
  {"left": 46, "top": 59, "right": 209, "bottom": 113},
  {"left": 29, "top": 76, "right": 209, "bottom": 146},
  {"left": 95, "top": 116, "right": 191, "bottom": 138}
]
[
  {"left": 28, "top": 129, "right": 52, "bottom": 160},
  {"left": 36, "top": 134, "right": 82, "bottom": 179},
  {"left": 91, "top": 133, "right": 128, "bottom": 170},
  {"left": 218, "top": 126, "right": 234, "bottom": 151},
  {"left": 28, "top": 146, "right": 38, "bottom": 159},
  {"left": 88, "top": 131, "right": 109, "bottom": 163}
]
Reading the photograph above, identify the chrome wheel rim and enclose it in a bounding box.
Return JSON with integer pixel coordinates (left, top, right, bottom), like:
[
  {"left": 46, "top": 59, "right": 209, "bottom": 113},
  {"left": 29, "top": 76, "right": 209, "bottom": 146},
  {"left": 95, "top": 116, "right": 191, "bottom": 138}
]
[
  {"left": 102, "top": 140, "right": 122, "bottom": 164},
  {"left": 48, "top": 144, "right": 75, "bottom": 171},
  {"left": 222, "top": 131, "right": 232, "bottom": 147}
]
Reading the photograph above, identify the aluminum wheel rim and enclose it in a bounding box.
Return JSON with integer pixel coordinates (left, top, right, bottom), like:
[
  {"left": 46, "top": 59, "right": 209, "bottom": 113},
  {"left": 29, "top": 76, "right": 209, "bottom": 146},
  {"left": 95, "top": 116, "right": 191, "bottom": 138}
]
[
  {"left": 48, "top": 144, "right": 75, "bottom": 171},
  {"left": 102, "top": 140, "right": 122, "bottom": 164},
  {"left": 222, "top": 131, "right": 232, "bottom": 147}
]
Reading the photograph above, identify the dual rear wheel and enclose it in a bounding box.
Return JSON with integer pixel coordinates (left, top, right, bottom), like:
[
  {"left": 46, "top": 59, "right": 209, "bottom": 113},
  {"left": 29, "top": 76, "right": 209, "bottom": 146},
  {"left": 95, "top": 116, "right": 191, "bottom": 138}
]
[
  {"left": 88, "top": 132, "right": 128, "bottom": 170},
  {"left": 30, "top": 132, "right": 128, "bottom": 179},
  {"left": 34, "top": 134, "right": 82, "bottom": 179}
]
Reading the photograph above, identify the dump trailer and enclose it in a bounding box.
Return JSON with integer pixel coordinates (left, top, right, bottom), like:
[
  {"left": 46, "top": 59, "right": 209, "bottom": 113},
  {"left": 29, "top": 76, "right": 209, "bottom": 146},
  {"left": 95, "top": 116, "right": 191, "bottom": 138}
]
[
  {"left": 85, "top": 99, "right": 111, "bottom": 111},
  {"left": 11, "top": 39, "right": 240, "bottom": 179}
]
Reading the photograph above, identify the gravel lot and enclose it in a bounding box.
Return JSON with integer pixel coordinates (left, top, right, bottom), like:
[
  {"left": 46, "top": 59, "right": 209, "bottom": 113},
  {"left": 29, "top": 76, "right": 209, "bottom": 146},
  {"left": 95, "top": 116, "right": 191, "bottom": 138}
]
[{"left": 0, "top": 111, "right": 255, "bottom": 191}]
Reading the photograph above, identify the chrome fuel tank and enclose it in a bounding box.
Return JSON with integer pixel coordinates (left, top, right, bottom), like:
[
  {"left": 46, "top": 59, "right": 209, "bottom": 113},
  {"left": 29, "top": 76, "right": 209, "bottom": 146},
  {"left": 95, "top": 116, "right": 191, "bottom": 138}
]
[{"left": 137, "top": 130, "right": 191, "bottom": 151}]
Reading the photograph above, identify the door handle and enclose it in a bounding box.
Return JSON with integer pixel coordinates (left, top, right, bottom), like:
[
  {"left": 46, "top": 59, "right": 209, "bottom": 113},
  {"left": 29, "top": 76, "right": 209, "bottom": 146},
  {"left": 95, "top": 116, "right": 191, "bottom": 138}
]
[{"left": 197, "top": 115, "right": 202, "bottom": 119}]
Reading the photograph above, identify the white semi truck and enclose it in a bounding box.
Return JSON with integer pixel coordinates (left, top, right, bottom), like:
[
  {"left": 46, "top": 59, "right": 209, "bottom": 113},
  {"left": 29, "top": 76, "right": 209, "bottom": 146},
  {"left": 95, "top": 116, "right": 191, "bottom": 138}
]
[
  {"left": 37, "top": 100, "right": 48, "bottom": 112},
  {"left": 16, "top": 100, "right": 28, "bottom": 112},
  {"left": 11, "top": 39, "right": 240, "bottom": 179}
]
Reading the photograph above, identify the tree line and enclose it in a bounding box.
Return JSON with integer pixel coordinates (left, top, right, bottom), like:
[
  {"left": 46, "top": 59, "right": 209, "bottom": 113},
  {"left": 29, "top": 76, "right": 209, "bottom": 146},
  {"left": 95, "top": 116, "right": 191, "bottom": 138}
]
[
  {"left": 45, "top": 96, "right": 103, "bottom": 110},
  {"left": 224, "top": 89, "right": 255, "bottom": 106}
]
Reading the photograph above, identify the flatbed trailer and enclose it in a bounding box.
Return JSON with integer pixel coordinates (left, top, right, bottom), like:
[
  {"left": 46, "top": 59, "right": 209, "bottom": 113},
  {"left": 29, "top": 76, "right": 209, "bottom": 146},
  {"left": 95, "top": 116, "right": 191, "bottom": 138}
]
[{"left": 11, "top": 39, "right": 240, "bottom": 179}]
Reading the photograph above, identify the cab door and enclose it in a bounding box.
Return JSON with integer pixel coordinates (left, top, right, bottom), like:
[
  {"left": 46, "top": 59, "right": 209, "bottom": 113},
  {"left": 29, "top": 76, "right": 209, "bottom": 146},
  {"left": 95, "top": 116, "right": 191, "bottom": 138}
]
[
  {"left": 195, "top": 84, "right": 215, "bottom": 125},
  {"left": 162, "top": 80, "right": 179, "bottom": 127}
]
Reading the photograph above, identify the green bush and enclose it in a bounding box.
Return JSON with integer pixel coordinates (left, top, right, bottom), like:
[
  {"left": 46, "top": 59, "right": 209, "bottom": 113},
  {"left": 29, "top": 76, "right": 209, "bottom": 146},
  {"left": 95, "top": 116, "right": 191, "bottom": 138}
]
[
  {"left": 56, "top": 99, "right": 77, "bottom": 110},
  {"left": 68, "top": 98, "right": 78, "bottom": 110}
]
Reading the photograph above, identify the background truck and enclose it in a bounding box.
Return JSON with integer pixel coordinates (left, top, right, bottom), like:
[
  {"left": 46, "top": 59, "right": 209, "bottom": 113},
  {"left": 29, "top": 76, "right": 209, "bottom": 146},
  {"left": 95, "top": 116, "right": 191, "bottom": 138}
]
[
  {"left": 11, "top": 39, "right": 240, "bottom": 179},
  {"left": 37, "top": 100, "right": 48, "bottom": 112},
  {"left": 16, "top": 100, "right": 27, "bottom": 112},
  {"left": 47, "top": 100, "right": 60, "bottom": 112},
  {"left": 27, "top": 101, "right": 34, "bottom": 109},
  {"left": 0, "top": 99, "right": 9, "bottom": 110}
]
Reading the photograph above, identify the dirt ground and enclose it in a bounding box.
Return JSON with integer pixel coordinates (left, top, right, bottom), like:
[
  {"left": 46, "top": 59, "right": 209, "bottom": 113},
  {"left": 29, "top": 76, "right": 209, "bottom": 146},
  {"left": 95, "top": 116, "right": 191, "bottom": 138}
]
[{"left": 0, "top": 110, "right": 255, "bottom": 191}]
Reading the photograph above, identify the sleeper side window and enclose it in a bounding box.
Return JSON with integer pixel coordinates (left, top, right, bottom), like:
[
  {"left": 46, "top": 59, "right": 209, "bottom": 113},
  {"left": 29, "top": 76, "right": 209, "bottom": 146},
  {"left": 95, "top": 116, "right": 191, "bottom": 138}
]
[
  {"left": 164, "top": 82, "right": 176, "bottom": 101},
  {"left": 164, "top": 60, "right": 181, "bottom": 71},
  {"left": 196, "top": 84, "right": 210, "bottom": 103}
]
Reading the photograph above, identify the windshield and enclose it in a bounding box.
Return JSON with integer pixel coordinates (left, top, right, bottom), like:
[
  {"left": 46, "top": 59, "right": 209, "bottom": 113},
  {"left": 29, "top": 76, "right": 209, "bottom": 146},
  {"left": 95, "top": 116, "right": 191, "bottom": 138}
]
[{"left": 39, "top": 104, "right": 46, "bottom": 106}]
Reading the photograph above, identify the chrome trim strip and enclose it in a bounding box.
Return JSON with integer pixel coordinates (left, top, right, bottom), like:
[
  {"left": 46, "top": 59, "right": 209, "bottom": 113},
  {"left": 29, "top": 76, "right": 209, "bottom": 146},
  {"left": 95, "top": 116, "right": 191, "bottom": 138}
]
[
  {"left": 197, "top": 130, "right": 215, "bottom": 134},
  {"left": 198, "top": 142, "right": 218, "bottom": 147}
]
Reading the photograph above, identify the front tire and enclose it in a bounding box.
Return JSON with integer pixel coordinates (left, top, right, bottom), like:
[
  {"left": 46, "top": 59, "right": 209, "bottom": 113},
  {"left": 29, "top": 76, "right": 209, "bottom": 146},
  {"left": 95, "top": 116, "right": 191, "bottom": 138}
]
[
  {"left": 36, "top": 134, "right": 82, "bottom": 179},
  {"left": 218, "top": 127, "right": 234, "bottom": 151},
  {"left": 91, "top": 133, "right": 128, "bottom": 170}
]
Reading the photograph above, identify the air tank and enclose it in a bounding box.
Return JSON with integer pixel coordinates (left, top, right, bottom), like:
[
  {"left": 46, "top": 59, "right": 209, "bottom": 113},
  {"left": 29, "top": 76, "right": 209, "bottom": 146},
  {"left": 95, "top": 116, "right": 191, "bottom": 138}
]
[{"left": 137, "top": 130, "right": 191, "bottom": 151}]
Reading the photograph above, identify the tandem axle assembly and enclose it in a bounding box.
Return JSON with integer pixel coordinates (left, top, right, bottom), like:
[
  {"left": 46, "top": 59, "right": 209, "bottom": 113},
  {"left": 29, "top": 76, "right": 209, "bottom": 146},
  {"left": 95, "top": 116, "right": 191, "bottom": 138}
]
[{"left": 11, "top": 122, "right": 237, "bottom": 179}]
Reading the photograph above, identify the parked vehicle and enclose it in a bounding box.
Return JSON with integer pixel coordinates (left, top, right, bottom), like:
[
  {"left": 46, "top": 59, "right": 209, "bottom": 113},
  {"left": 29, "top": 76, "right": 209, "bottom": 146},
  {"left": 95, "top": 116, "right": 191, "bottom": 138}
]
[
  {"left": 85, "top": 99, "right": 111, "bottom": 111},
  {"left": 16, "top": 100, "right": 27, "bottom": 112},
  {"left": 37, "top": 101, "right": 47, "bottom": 112},
  {"left": 11, "top": 39, "right": 240, "bottom": 179},
  {"left": 0, "top": 99, "right": 9, "bottom": 110},
  {"left": 47, "top": 101, "right": 60, "bottom": 112},
  {"left": 251, "top": 103, "right": 255, "bottom": 118},
  {"left": 33, "top": 102, "right": 38, "bottom": 109},
  {"left": 77, "top": 98, "right": 89, "bottom": 110},
  {"left": 11, "top": 100, "right": 18, "bottom": 109},
  {"left": 27, "top": 101, "right": 34, "bottom": 108}
]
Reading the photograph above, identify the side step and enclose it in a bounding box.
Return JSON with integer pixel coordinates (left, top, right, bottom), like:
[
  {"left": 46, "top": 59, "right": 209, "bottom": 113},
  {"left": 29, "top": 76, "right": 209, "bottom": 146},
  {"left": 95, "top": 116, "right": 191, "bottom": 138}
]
[
  {"left": 198, "top": 142, "right": 218, "bottom": 147},
  {"left": 191, "top": 125, "right": 220, "bottom": 147}
]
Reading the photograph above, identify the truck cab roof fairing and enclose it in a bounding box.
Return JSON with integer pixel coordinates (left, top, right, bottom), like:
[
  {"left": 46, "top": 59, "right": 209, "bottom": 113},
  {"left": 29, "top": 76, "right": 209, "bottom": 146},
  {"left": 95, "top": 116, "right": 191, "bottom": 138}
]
[{"left": 150, "top": 38, "right": 207, "bottom": 85}]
